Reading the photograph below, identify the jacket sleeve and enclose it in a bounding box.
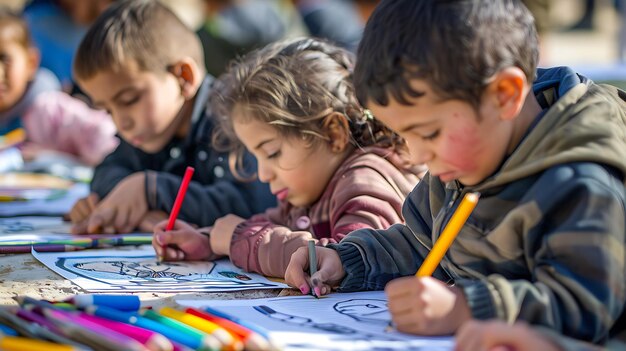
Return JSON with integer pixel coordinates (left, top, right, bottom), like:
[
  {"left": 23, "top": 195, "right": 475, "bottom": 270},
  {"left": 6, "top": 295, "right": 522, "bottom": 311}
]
[
  {"left": 330, "top": 174, "right": 451, "bottom": 291},
  {"left": 327, "top": 163, "right": 413, "bottom": 242},
  {"left": 147, "top": 171, "right": 269, "bottom": 228},
  {"left": 23, "top": 91, "right": 119, "bottom": 166},
  {"left": 456, "top": 165, "right": 626, "bottom": 343},
  {"left": 229, "top": 206, "right": 316, "bottom": 278},
  {"left": 228, "top": 165, "right": 416, "bottom": 278},
  {"left": 90, "top": 141, "right": 140, "bottom": 198}
]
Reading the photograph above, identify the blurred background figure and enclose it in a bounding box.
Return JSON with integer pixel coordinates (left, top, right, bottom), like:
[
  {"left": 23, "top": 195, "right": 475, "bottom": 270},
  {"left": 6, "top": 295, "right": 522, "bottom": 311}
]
[
  {"left": 21, "top": 0, "right": 115, "bottom": 94},
  {"left": 0, "top": 6, "right": 118, "bottom": 178},
  {"left": 292, "top": 0, "right": 363, "bottom": 52},
  {"left": 196, "top": 0, "right": 308, "bottom": 77},
  {"left": 1, "top": 0, "right": 623, "bottom": 88}
]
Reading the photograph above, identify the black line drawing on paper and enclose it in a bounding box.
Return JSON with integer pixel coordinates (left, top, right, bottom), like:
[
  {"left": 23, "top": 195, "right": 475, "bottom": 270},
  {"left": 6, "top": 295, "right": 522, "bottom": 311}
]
[
  {"left": 333, "top": 299, "right": 390, "bottom": 325},
  {"left": 53, "top": 254, "right": 280, "bottom": 291},
  {"left": 253, "top": 301, "right": 398, "bottom": 341},
  {"left": 0, "top": 217, "right": 69, "bottom": 234}
]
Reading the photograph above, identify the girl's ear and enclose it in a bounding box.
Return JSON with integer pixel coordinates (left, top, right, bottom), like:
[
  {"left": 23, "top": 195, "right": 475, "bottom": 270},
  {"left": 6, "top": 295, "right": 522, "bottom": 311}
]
[
  {"left": 168, "top": 57, "right": 202, "bottom": 99},
  {"left": 322, "top": 112, "right": 350, "bottom": 153}
]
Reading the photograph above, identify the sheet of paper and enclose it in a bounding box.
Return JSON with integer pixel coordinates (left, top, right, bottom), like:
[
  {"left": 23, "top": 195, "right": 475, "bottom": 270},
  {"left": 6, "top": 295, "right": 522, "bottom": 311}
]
[
  {"left": 0, "top": 216, "right": 70, "bottom": 237},
  {"left": 34, "top": 245, "right": 288, "bottom": 293},
  {"left": 0, "top": 182, "right": 89, "bottom": 217},
  {"left": 177, "top": 291, "right": 454, "bottom": 351}
]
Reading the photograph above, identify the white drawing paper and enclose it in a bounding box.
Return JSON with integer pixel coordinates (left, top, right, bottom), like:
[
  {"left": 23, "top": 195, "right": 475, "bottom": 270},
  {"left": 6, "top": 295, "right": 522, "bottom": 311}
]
[
  {"left": 0, "top": 216, "right": 70, "bottom": 238},
  {"left": 0, "top": 182, "right": 89, "bottom": 217},
  {"left": 177, "top": 291, "right": 454, "bottom": 351},
  {"left": 33, "top": 245, "right": 289, "bottom": 293}
]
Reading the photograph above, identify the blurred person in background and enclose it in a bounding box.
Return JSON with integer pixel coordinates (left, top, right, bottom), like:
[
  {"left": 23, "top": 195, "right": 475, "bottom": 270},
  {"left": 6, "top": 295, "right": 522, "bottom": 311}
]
[
  {"left": 0, "top": 7, "right": 118, "bottom": 171},
  {"left": 21, "top": 0, "right": 115, "bottom": 94}
]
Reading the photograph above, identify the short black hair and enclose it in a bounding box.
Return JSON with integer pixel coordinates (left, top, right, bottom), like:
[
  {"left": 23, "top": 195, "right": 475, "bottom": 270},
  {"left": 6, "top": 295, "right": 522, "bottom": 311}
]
[
  {"left": 74, "top": 0, "right": 204, "bottom": 81},
  {"left": 354, "top": 0, "right": 538, "bottom": 109}
]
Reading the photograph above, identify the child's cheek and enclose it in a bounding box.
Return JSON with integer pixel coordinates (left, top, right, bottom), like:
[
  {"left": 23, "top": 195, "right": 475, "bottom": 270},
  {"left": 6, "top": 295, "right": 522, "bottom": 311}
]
[{"left": 443, "top": 130, "right": 482, "bottom": 172}]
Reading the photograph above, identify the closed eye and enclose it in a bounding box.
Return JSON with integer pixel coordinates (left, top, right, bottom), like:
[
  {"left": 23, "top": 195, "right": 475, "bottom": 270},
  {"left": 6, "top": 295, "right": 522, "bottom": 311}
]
[
  {"left": 267, "top": 150, "right": 281, "bottom": 159},
  {"left": 421, "top": 130, "right": 440, "bottom": 141}
]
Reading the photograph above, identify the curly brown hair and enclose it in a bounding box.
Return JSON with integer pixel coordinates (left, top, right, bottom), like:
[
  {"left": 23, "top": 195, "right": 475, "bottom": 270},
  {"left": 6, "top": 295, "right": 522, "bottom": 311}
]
[{"left": 211, "top": 37, "right": 406, "bottom": 178}]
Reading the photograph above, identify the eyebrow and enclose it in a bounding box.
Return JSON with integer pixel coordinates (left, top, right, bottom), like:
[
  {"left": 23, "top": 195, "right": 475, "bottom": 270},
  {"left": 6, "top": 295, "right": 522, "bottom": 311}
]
[
  {"left": 398, "top": 120, "right": 437, "bottom": 133},
  {"left": 254, "top": 138, "right": 275, "bottom": 150},
  {"left": 92, "top": 86, "right": 136, "bottom": 107}
]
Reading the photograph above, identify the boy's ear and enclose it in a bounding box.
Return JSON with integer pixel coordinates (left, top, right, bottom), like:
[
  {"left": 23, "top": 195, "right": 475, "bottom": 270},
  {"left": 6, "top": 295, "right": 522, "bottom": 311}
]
[
  {"left": 168, "top": 57, "right": 201, "bottom": 99},
  {"left": 322, "top": 112, "right": 350, "bottom": 153},
  {"left": 488, "top": 67, "right": 529, "bottom": 121}
]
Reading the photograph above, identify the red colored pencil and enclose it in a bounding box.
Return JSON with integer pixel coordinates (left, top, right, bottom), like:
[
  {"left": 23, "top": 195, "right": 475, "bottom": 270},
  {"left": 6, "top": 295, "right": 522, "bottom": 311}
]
[{"left": 161, "top": 166, "right": 195, "bottom": 261}]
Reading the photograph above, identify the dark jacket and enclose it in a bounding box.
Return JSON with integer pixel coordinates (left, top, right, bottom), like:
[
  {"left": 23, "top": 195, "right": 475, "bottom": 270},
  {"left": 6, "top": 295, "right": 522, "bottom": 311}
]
[
  {"left": 90, "top": 75, "right": 275, "bottom": 227},
  {"left": 329, "top": 67, "right": 626, "bottom": 343}
]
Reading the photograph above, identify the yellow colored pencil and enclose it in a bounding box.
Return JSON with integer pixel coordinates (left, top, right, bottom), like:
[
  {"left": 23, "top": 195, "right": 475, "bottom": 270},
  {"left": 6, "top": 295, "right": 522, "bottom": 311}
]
[
  {"left": 0, "top": 334, "right": 80, "bottom": 351},
  {"left": 416, "top": 192, "right": 480, "bottom": 277}
]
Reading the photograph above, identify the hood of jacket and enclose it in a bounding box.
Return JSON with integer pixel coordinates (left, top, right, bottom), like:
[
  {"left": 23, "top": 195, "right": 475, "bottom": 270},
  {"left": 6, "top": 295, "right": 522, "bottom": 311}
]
[{"left": 475, "top": 66, "right": 626, "bottom": 190}]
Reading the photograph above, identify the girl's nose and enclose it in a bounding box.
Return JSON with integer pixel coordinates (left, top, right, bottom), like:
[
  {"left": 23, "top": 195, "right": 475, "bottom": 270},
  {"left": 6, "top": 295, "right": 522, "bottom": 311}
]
[
  {"left": 116, "top": 116, "right": 134, "bottom": 132},
  {"left": 257, "top": 162, "right": 274, "bottom": 183}
]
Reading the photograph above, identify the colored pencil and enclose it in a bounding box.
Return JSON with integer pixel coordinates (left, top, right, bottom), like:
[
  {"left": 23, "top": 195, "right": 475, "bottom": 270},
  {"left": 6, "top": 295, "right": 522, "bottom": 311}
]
[
  {"left": 0, "top": 331, "right": 81, "bottom": 351},
  {"left": 140, "top": 309, "right": 222, "bottom": 351},
  {"left": 85, "top": 305, "right": 214, "bottom": 351},
  {"left": 79, "top": 313, "right": 173, "bottom": 351},
  {"left": 185, "top": 308, "right": 272, "bottom": 351},
  {"left": 307, "top": 240, "right": 319, "bottom": 298},
  {"left": 158, "top": 307, "right": 241, "bottom": 351},
  {"left": 70, "top": 294, "right": 141, "bottom": 312},
  {"left": 201, "top": 306, "right": 272, "bottom": 341},
  {"left": 0, "top": 244, "right": 86, "bottom": 254},
  {"left": 161, "top": 166, "right": 194, "bottom": 261},
  {"left": 416, "top": 192, "right": 480, "bottom": 277}
]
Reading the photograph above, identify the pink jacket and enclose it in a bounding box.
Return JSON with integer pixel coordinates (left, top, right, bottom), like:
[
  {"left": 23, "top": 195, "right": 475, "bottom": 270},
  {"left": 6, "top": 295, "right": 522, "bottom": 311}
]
[
  {"left": 23, "top": 91, "right": 118, "bottom": 166},
  {"left": 229, "top": 146, "right": 424, "bottom": 277}
]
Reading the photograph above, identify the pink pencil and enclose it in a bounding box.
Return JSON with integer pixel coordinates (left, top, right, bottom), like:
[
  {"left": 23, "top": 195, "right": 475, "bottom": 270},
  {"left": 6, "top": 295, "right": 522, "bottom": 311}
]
[
  {"left": 80, "top": 313, "right": 173, "bottom": 351},
  {"left": 161, "top": 166, "right": 195, "bottom": 261}
]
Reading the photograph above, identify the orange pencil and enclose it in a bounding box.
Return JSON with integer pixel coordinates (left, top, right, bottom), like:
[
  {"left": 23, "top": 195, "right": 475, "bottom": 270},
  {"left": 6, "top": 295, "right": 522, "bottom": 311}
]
[
  {"left": 185, "top": 308, "right": 271, "bottom": 351},
  {"left": 416, "top": 192, "right": 480, "bottom": 277}
]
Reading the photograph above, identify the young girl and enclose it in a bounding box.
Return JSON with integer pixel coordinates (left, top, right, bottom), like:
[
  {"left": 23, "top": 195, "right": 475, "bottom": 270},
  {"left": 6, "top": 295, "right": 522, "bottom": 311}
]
[{"left": 153, "top": 38, "right": 424, "bottom": 278}]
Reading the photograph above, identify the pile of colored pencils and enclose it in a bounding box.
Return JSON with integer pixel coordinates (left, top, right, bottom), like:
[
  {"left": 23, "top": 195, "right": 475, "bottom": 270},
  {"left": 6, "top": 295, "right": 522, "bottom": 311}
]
[
  {"left": 0, "top": 294, "right": 277, "bottom": 351},
  {"left": 0, "top": 234, "right": 153, "bottom": 254}
]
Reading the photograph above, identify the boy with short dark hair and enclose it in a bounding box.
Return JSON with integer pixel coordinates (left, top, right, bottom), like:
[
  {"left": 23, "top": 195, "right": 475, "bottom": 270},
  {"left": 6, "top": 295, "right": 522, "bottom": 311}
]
[
  {"left": 69, "top": 0, "right": 274, "bottom": 234},
  {"left": 285, "top": 0, "right": 626, "bottom": 345}
]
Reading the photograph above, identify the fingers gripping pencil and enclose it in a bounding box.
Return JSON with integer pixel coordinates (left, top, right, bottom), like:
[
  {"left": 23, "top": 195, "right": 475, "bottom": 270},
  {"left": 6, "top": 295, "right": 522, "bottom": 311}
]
[{"left": 161, "top": 166, "right": 195, "bottom": 261}]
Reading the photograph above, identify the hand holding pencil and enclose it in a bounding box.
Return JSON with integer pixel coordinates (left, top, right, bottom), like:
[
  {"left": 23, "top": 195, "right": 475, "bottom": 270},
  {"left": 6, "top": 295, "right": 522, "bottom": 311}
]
[
  {"left": 284, "top": 244, "right": 345, "bottom": 296},
  {"left": 153, "top": 219, "right": 217, "bottom": 261},
  {"left": 385, "top": 192, "right": 479, "bottom": 336}
]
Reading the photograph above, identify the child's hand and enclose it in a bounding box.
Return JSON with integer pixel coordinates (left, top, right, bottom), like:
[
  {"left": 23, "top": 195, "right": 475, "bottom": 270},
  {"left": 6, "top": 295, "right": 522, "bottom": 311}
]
[
  {"left": 69, "top": 193, "right": 100, "bottom": 234},
  {"left": 285, "top": 246, "right": 345, "bottom": 296},
  {"left": 84, "top": 172, "right": 148, "bottom": 234},
  {"left": 153, "top": 219, "right": 215, "bottom": 261},
  {"left": 455, "top": 320, "right": 563, "bottom": 351},
  {"left": 385, "top": 276, "right": 471, "bottom": 335},
  {"left": 210, "top": 214, "right": 245, "bottom": 256},
  {"left": 19, "top": 142, "right": 46, "bottom": 161}
]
